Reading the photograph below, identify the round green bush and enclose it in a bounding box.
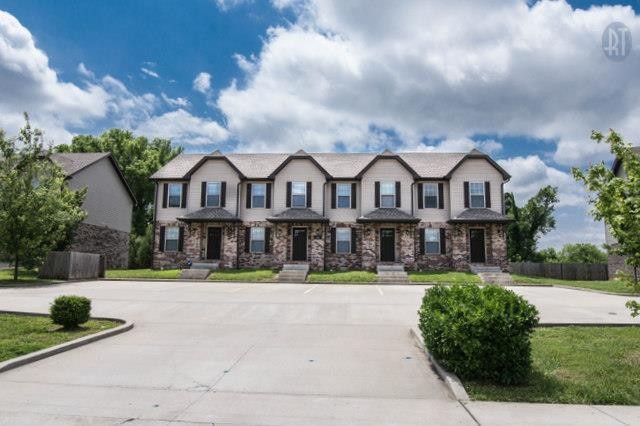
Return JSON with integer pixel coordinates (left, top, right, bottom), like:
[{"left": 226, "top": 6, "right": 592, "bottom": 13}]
[
  {"left": 50, "top": 295, "right": 92, "bottom": 328},
  {"left": 418, "top": 284, "right": 539, "bottom": 385}
]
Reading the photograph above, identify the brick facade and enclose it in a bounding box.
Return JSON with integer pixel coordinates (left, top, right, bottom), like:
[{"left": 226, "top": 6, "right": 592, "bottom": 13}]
[{"left": 451, "top": 223, "right": 508, "bottom": 272}]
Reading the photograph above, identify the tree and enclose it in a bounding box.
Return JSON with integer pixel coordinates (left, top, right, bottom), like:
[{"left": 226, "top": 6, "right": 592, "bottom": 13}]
[
  {"left": 559, "top": 243, "right": 607, "bottom": 264},
  {"left": 0, "top": 115, "right": 87, "bottom": 280},
  {"left": 505, "top": 186, "right": 559, "bottom": 262},
  {"left": 536, "top": 247, "right": 561, "bottom": 263}
]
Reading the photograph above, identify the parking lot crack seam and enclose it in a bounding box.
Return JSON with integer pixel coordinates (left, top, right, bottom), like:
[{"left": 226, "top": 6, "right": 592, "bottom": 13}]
[{"left": 592, "top": 406, "right": 630, "bottom": 425}]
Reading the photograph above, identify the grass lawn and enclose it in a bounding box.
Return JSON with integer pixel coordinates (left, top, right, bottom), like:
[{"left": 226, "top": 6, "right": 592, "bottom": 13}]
[
  {"left": 0, "top": 314, "right": 119, "bottom": 362},
  {"left": 511, "top": 274, "right": 638, "bottom": 294},
  {"left": 105, "top": 268, "right": 181, "bottom": 279},
  {"left": 408, "top": 271, "right": 481, "bottom": 284},
  {"left": 465, "top": 326, "right": 640, "bottom": 405},
  {"left": 307, "top": 271, "right": 377, "bottom": 283},
  {"left": 0, "top": 268, "right": 52, "bottom": 284},
  {"left": 209, "top": 268, "right": 277, "bottom": 282}
]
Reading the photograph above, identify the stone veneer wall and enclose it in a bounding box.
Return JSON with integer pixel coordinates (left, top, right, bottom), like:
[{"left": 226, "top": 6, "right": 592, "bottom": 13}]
[
  {"left": 324, "top": 223, "right": 362, "bottom": 270},
  {"left": 271, "top": 222, "right": 325, "bottom": 271},
  {"left": 238, "top": 222, "right": 275, "bottom": 269},
  {"left": 361, "top": 223, "right": 416, "bottom": 271},
  {"left": 608, "top": 253, "right": 634, "bottom": 278},
  {"left": 451, "top": 223, "right": 508, "bottom": 272},
  {"left": 69, "top": 222, "right": 130, "bottom": 269},
  {"left": 414, "top": 222, "right": 453, "bottom": 270}
]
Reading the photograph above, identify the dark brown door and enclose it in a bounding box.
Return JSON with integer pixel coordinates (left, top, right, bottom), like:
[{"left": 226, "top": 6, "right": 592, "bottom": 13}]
[
  {"left": 292, "top": 228, "right": 307, "bottom": 261},
  {"left": 380, "top": 228, "right": 395, "bottom": 262},
  {"left": 469, "top": 228, "right": 486, "bottom": 263},
  {"left": 207, "top": 227, "right": 222, "bottom": 260}
]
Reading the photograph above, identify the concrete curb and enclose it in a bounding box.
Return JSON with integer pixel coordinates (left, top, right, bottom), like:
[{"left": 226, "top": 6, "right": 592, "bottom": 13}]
[
  {"left": 551, "top": 284, "right": 639, "bottom": 297},
  {"left": 538, "top": 322, "right": 639, "bottom": 327},
  {"left": 0, "top": 310, "right": 133, "bottom": 374},
  {"left": 409, "top": 326, "right": 470, "bottom": 402}
]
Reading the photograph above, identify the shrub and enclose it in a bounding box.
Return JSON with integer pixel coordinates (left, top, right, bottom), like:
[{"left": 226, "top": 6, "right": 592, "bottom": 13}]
[
  {"left": 50, "top": 295, "right": 92, "bottom": 328},
  {"left": 418, "top": 284, "right": 539, "bottom": 385}
]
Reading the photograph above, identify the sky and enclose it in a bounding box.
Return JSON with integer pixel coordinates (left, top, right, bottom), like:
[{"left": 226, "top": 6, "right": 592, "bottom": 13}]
[{"left": 1, "top": 0, "right": 639, "bottom": 249}]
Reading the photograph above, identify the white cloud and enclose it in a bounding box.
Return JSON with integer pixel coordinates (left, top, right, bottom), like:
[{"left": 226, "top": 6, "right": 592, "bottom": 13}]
[
  {"left": 193, "top": 72, "right": 212, "bottom": 95},
  {"left": 77, "top": 62, "right": 94, "bottom": 78},
  {"left": 218, "top": 0, "right": 640, "bottom": 162},
  {"left": 161, "top": 92, "right": 190, "bottom": 108},
  {"left": 140, "top": 67, "right": 159, "bottom": 78},
  {"left": 134, "top": 109, "right": 229, "bottom": 145},
  {"left": 406, "top": 137, "right": 502, "bottom": 154}
]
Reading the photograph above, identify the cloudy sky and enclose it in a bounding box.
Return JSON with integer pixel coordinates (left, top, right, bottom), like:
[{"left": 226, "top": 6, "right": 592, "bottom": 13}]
[{"left": 1, "top": 0, "right": 638, "bottom": 248}]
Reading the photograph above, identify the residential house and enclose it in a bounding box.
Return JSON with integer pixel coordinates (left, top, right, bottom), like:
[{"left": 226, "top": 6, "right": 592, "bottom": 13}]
[
  {"left": 51, "top": 153, "right": 135, "bottom": 268},
  {"left": 150, "top": 148, "right": 511, "bottom": 271}
]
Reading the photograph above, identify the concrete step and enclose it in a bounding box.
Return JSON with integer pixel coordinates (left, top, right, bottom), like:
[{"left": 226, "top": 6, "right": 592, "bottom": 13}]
[
  {"left": 377, "top": 263, "right": 408, "bottom": 282},
  {"left": 191, "top": 261, "right": 219, "bottom": 271},
  {"left": 377, "top": 264, "right": 405, "bottom": 272},
  {"left": 278, "top": 263, "right": 309, "bottom": 282},
  {"left": 180, "top": 269, "right": 211, "bottom": 280},
  {"left": 477, "top": 271, "right": 514, "bottom": 285},
  {"left": 469, "top": 264, "right": 501, "bottom": 273}
]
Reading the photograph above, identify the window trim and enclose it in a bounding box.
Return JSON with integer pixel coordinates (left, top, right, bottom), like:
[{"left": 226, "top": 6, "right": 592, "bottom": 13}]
[
  {"left": 205, "top": 181, "right": 222, "bottom": 207},
  {"left": 423, "top": 183, "right": 439, "bottom": 209},
  {"left": 424, "top": 228, "right": 441, "bottom": 254},
  {"left": 164, "top": 226, "right": 180, "bottom": 252},
  {"left": 167, "top": 183, "right": 183, "bottom": 208},
  {"left": 336, "top": 183, "right": 351, "bottom": 209},
  {"left": 336, "top": 227, "right": 352, "bottom": 254},
  {"left": 251, "top": 183, "right": 267, "bottom": 209},
  {"left": 249, "top": 227, "right": 266, "bottom": 253},
  {"left": 380, "top": 181, "right": 396, "bottom": 208},
  {"left": 469, "top": 181, "right": 486, "bottom": 209},
  {"left": 291, "top": 181, "right": 307, "bottom": 208}
]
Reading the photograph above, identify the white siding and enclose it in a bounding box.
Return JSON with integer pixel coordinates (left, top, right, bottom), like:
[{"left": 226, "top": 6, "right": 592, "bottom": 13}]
[
  {"left": 325, "top": 181, "right": 360, "bottom": 222},
  {"left": 360, "top": 159, "right": 414, "bottom": 215},
  {"left": 449, "top": 158, "right": 503, "bottom": 217},
  {"left": 272, "top": 159, "right": 326, "bottom": 214},
  {"left": 68, "top": 157, "right": 133, "bottom": 233},
  {"left": 414, "top": 181, "right": 450, "bottom": 222},
  {"left": 240, "top": 181, "right": 272, "bottom": 222}
]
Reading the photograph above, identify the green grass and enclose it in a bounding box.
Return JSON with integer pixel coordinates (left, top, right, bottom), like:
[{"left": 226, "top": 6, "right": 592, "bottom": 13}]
[
  {"left": 0, "top": 314, "right": 119, "bottom": 362},
  {"left": 0, "top": 268, "right": 52, "bottom": 284},
  {"left": 307, "top": 271, "right": 377, "bottom": 283},
  {"left": 408, "top": 271, "right": 481, "bottom": 284},
  {"left": 209, "top": 268, "right": 277, "bottom": 282},
  {"left": 512, "top": 274, "right": 638, "bottom": 294},
  {"left": 105, "top": 268, "right": 181, "bottom": 279},
  {"left": 465, "top": 326, "right": 640, "bottom": 405}
]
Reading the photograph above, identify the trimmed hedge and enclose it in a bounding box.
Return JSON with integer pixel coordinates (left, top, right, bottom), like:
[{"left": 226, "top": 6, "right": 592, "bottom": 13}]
[
  {"left": 50, "top": 295, "right": 91, "bottom": 328},
  {"left": 418, "top": 284, "right": 539, "bottom": 385}
]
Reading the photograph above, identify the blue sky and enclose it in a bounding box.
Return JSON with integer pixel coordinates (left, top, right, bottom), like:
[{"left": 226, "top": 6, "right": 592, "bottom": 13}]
[{"left": 1, "top": 0, "right": 639, "bottom": 248}]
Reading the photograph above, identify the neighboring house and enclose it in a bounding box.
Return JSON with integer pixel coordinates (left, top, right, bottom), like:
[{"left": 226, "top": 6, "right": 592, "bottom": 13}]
[
  {"left": 51, "top": 153, "right": 135, "bottom": 268},
  {"left": 150, "top": 148, "right": 511, "bottom": 272},
  {"left": 605, "top": 146, "right": 640, "bottom": 277}
]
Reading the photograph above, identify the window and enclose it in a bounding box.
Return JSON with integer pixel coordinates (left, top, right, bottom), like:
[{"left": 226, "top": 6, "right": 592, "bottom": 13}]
[
  {"left": 292, "top": 182, "right": 306, "bottom": 208},
  {"left": 168, "top": 183, "right": 182, "bottom": 207},
  {"left": 250, "top": 227, "right": 265, "bottom": 253},
  {"left": 380, "top": 182, "right": 395, "bottom": 208},
  {"left": 337, "top": 183, "right": 351, "bottom": 208},
  {"left": 423, "top": 183, "right": 438, "bottom": 208},
  {"left": 252, "top": 183, "right": 266, "bottom": 208},
  {"left": 469, "top": 182, "right": 485, "bottom": 208},
  {"left": 425, "top": 229, "right": 440, "bottom": 254},
  {"left": 336, "top": 227, "right": 351, "bottom": 254},
  {"left": 206, "top": 182, "right": 221, "bottom": 207},
  {"left": 165, "top": 227, "right": 180, "bottom": 252}
]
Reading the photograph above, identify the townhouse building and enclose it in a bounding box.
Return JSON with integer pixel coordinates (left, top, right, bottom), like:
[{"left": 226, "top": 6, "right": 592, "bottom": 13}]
[{"left": 150, "top": 148, "right": 512, "bottom": 272}]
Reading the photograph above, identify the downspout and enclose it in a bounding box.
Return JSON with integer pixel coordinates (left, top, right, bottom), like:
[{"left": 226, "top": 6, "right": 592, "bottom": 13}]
[
  {"left": 236, "top": 181, "right": 242, "bottom": 270},
  {"left": 151, "top": 181, "right": 158, "bottom": 269},
  {"left": 323, "top": 180, "right": 327, "bottom": 271},
  {"left": 411, "top": 181, "right": 416, "bottom": 266}
]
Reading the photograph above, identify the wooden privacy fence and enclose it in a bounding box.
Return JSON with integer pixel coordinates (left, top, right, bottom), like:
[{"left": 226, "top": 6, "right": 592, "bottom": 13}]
[{"left": 511, "top": 262, "right": 609, "bottom": 281}]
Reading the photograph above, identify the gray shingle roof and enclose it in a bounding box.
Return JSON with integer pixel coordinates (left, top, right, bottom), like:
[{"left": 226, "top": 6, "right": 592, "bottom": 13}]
[
  {"left": 150, "top": 154, "right": 205, "bottom": 179},
  {"left": 267, "top": 208, "right": 329, "bottom": 223},
  {"left": 178, "top": 207, "right": 240, "bottom": 222},
  {"left": 398, "top": 152, "right": 467, "bottom": 178},
  {"left": 226, "top": 153, "right": 290, "bottom": 178},
  {"left": 51, "top": 152, "right": 111, "bottom": 176},
  {"left": 449, "top": 208, "right": 512, "bottom": 223},
  {"left": 357, "top": 208, "right": 420, "bottom": 223},
  {"left": 310, "top": 153, "right": 377, "bottom": 178}
]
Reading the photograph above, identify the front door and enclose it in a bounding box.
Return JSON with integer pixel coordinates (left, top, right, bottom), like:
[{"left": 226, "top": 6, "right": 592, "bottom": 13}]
[
  {"left": 380, "top": 228, "right": 395, "bottom": 262},
  {"left": 469, "top": 228, "right": 486, "bottom": 263},
  {"left": 206, "top": 227, "right": 222, "bottom": 260},
  {"left": 292, "top": 227, "right": 307, "bottom": 261}
]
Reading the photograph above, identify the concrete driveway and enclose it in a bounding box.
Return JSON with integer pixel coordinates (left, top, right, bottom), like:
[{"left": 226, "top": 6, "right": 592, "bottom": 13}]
[{"left": 0, "top": 281, "right": 637, "bottom": 425}]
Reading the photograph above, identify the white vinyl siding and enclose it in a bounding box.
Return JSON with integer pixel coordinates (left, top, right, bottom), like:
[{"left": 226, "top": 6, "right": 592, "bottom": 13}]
[
  {"left": 361, "top": 159, "right": 413, "bottom": 215},
  {"left": 273, "top": 159, "right": 325, "bottom": 215},
  {"left": 449, "top": 158, "right": 503, "bottom": 217}
]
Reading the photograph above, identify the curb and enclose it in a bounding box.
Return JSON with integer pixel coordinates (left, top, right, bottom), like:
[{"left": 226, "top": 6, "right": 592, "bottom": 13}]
[
  {"left": 409, "top": 326, "right": 470, "bottom": 402},
  {"left": 551, "top": 284, "right": 639, "bottom": 297},
  {"left": 537, "top": 322, "right": 640, "bottom": 327},
  {"left": 0, "top": 310, "right": 133, "bottom": 374}
]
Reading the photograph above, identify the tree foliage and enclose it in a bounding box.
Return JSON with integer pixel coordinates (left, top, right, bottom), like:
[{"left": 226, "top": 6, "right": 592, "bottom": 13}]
[
  {"left": 0, "top": 115, "right": 87, "bottom": 280},
  {"left": 505, "top": 186, "right": 559, "bottom": 262},
  {"left": 537, "top": 243, "right": 607, "bottom": 264}
]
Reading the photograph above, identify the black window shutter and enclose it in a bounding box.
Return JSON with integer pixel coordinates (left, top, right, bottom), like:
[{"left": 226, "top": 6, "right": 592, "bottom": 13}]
[
  {"left": 351, "top": 183, "right": 357, "bottom": 209},
  {"left": 417, "top": 183, "right": 424, "bottom": 209},
  {"left": 440, "top": 228, "right": 446, "bottom": 254},
  {"left": 330, "top": 228, "right": 336, "bottom": 253},
  {"left": 244, "top": 227, "right": 251, "bottom": 253},
  {"left": 463, "top": 182, "right": 470, "bottom": 208},
  {"left": 331, "top": 183, "right": 336, "bottom": 209},
  {"left": 351, "top": 227, "right": 357, "bottom": 253},
  {"left": 306, "top": 182, "right": 312, "bottom": 207},
  {"left": 178, "top": 227, "right": 184, "bottom": 252},
  {"left": 286, "top": 182, "right": 292, "bottom": 208},
  {"left": 419, "top": 229, "right": 425, "bottom": 255},
  {"left": 266, "top": 183, "right": 272, "bottom": 208},
  {"left": 265, "top": 227, "right": 271, "bottom": 253},
  {"left": 395, "top": 181, "right": 401, "bottom": 208},
  {"left": 374, "top": 181, "right": 380, "bottom": 208},
  {"left": 159, "top": 226, "right": 165, "bottom": 251},
  {"left": 485, "top": 181, "right": 491, "bottom": 208},
  {"left": 438, "top": 183, "right": 444, "bottom": 209},
  {"left": 220, "top": 182, "right": 226, "bottom": 207},
  {"left": 162, "top": 184, "right": 168, "bottom": 208},
  {"left": 181, "top": 183, "right": 188, "bottom": 208},
  {"left": 201, "top": 182, "right": 206, "bottom": 207},
  {"left": 246, "top": 183, "right": 252, "bottom": 208}
]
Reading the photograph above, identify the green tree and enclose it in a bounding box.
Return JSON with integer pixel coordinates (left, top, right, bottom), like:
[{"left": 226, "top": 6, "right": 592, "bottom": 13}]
[
  {"left": 535, "top": 247, "right": 561, "bottom": 263},
  {"left": 0, "top": 115, "right": 87, "bottom": 280},
  {"left": 558, "top": 243, "right": 607, "bottom": 264},
  {"left": 505, "top": 186, "right": 559, "bottom": 262}
]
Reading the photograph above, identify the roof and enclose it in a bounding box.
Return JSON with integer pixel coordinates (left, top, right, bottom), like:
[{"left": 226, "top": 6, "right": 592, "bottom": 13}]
[
  {"left": 51, "top": 152, "right": 136, "bottom": 204},
  {"left": 448, "top": 208, "right": 513, "bottom": 223},
  {"left": 150, "top": 154, "right": 205, "bottom": 179},
  {"left": 612, "top": 146, "right": 640, "bottom": 175},
  {"left": 267, "top": 208, "right": 329, "bottom": 223},
  {"left": 356, "top": 208, "right": 420, "bottom": 223},
  {"left": 177, "top": 207, "right": 240, "bottom": 222}
]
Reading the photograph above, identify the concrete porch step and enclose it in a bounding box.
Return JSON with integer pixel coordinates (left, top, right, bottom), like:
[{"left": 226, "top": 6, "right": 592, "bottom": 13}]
[
  {"left": 278, "top": 263, "right": 310, "bottom": 283},
  {"left": 376, "top": 264, "right": 408, "bottom": 282},
  {"left": 469, "top": 264, "right": 501, "bottom": 273},
  {"left": 191, "top": 261, "right": 219, "bottom": 271},
  {"left": 477, "top": 272, "right": 514, "bottom": 285},
  {"left": 180, "top": 269, "right": 211, "bottom": 280}
]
